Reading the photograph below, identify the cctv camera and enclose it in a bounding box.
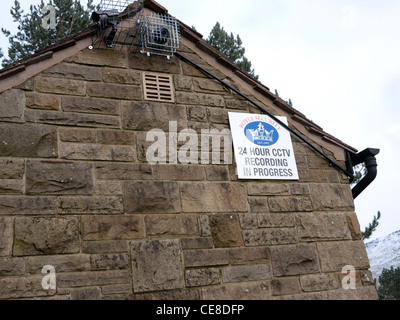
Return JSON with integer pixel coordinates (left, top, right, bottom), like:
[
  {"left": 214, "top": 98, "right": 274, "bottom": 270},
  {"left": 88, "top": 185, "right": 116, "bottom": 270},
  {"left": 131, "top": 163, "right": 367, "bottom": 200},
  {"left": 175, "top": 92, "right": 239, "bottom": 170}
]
[{"left": 152, "top": 27, "right": 170, "bottom": 45}]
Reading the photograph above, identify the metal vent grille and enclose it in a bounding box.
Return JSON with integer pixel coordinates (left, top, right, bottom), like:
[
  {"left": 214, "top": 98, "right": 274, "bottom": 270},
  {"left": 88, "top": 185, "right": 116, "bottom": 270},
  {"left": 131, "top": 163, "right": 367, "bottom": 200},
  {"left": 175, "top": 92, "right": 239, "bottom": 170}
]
[{"left": 143, "top": 73, "right": 174, "bottom": 102}]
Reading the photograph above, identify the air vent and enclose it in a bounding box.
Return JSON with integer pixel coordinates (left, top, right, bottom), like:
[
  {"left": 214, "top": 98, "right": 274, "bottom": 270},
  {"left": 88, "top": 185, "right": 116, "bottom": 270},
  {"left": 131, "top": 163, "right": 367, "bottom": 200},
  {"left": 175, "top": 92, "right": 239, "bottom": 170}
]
[{"left": 143, "top": 73, "right": 174, "bottom": 102}]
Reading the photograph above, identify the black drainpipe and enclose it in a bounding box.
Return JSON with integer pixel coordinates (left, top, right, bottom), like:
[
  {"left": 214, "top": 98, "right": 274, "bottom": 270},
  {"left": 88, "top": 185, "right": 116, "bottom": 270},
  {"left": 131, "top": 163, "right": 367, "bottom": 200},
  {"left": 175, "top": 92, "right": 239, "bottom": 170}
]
[{"left": 347, "top": 148, "right": 380, "bottom": 199}]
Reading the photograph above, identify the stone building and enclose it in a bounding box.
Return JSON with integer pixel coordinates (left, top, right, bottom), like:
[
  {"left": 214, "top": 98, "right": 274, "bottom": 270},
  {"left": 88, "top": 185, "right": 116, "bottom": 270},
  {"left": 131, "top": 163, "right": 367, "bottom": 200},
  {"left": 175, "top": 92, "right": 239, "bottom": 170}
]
[{"left": 0, "top": 0, "right": 378, "bottom": 300}]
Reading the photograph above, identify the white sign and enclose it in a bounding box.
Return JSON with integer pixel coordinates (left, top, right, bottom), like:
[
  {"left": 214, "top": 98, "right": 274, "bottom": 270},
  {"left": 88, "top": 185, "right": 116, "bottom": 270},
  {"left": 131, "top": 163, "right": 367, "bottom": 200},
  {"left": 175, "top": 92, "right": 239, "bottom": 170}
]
[{"left": 228, "top": 112, "right": 299, "bottom": 180}]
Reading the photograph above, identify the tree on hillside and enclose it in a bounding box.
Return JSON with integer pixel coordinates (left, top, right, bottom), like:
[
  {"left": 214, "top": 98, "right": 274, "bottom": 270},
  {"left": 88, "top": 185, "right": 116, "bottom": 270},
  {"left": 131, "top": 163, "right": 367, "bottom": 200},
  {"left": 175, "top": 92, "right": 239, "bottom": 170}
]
[
  {"left": 206, "top": 22, "right": 259, "bottom": 80},
  {"left": 377, "top": 266, "right": 400, "bottom": 300},
  {"left": 1, "top": 0, "right": 98, "bottom": 67}
]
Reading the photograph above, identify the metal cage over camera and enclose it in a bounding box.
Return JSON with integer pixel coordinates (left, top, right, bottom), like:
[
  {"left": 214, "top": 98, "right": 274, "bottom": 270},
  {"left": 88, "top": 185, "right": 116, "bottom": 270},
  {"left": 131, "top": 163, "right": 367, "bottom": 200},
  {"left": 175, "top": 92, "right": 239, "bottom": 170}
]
[{"left": 90, "top": 0, "right": 180, "bottom": 59}]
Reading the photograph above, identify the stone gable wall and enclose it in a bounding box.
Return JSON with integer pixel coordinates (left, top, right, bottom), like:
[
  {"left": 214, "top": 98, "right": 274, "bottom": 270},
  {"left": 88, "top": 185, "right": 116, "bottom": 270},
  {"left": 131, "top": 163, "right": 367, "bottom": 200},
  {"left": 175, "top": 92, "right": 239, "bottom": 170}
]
[{"left": 0, "top": 43, "right": 377, "bottom": 300}]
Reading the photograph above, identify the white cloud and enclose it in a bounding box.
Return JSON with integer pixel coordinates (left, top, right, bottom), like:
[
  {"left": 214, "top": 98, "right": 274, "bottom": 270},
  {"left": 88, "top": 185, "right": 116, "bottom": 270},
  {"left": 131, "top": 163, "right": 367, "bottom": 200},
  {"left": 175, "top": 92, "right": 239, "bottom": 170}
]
[{"left": 341, "top": 5, "right": 357, "bottom": 30}]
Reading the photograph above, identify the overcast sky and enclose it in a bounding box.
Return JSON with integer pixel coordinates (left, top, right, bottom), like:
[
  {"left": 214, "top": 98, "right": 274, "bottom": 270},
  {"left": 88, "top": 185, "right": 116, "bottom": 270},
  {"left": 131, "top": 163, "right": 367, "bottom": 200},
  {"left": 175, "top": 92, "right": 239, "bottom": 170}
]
[{"left": 1, "top": 0, "right": 399, "bottom": 241}]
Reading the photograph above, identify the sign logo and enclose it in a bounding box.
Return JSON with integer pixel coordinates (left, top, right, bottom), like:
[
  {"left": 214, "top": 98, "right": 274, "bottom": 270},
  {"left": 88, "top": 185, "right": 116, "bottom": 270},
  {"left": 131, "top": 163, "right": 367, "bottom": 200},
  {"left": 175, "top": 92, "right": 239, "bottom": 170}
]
[{"left": 245, "top": 121, "right": 279, "bottom": 146}]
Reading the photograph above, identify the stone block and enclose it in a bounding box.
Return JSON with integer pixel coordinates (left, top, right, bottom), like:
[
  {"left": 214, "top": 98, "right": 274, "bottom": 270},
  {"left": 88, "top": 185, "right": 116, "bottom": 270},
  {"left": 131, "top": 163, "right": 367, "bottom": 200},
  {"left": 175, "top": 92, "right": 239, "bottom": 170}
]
[
  {"left": 24, "top": 254, "right": 91, "bottom": 273},
  {"left": 0, "top": 89, "right": 24, "bottom": 122},
  {"left": 180, "top": 182, "right": 247, "bottom": 213},
  {"left": 326, "top": 286, "right": 378, "bottom": 300},
  {"left": 0, "top": 123, "right": 57, "bottom": 158},
  {"left": 268, "top": 196, "right": 313, "bottom": 212},
  {"left": 36, "top": 77, "right": 86, "bottom": 95},
  {"left": 13, "top": 217, "right": 80, "bottom": 256},
  {"left": 102, "top": 284, "right": 132, "bottom": 296},
  {"left": 174, "top": 75, "right": 193, "bottom": 91},
  {"left": 222, "top": 264, "right": 271, "bottom": 283},
  {"left": 0, "top": 179, "right": 23, "bottom": 194},
  {"left": 26, "top": 160, "right": 93, "bottom": 195},
  {"left": 346, "top": 212, "right": 363, "bottom": 240},
  {"left": 0, "top": 159, "right": 24, "bottom": 179},
  {"left": 0, "top": 257, "right": 25, "bottom": 276},
  {"left": 290, "top": 183, "right": 310, "bottom": 195},
  {"left": 87, "top": 82, "right": 142, "bottom": 100},
  {"left": 124, "top": 181, "right": 181, "bottom": 214},
  {"left": 297, "top": 212, "right": 352, "bottom": 241},
  {"left": 225, "top": 99, "right": 249, "bottom": 110},
  {"left": 82, "top": 241, "right": 127, "bottom": 254},
  {"left": 35, "top": 110, "right": 120, "bottom": 128},
  {"left": 201, "top": 281, "right": 271, "bottom": 300},
  {"left": 0, "top": 275, "right": 56, "bottom": 299},
  {"left": 258, "top": 213, "right": 296, "bottom": 228},
  {"left": 242, "top": 228, "right": 297, "bottom": 246},
  {"left": 205, "top": 166, "right": 229, "bottom": 181},
  {"left": 209, "top": 214, "right": 243, "bottom": 247},
  {"left": 239, "top": 213, "right": 258, "bottom": 229},
  {"left": 59, "top": 142, "right": 135, "bottom": 162},
  {"left": 102, "top": 67, "right": 141, "bottom": 84},
  {"left": 248, "top": 183, "right": 291, "bottom": 196},
  {"left": 132, "top": 289, "right": 200, "bottom": 300},
  {"left": 300, "top": 273, "right": 338, "bottom": 292},
  {"left": 152, "top": 165, "right": 206, "bottom": 181},
  {"left": 25, "top": 92, "right": 59, "bottom": 110},
  {"left": 67, "top": 49, "right": 128, "bottom": 68},
  {"left": 185, "top": 268, "right": 221, "bottom": 288},
  {"left": 0, "top": 217, "right": 13, "bottom": 256},
  {"left": 229, "top": 247, "right": 270, "bottom": 266},
  {"left": 317, "top": 241, "right": 370, "bottom": 272},
  {"left": 271, "top": 244, "right": 320, "bottom": 277},
  {"left": 121, "top": 101, "right": 187, "bottom": 131},
  {"left": 59, "top": 128, "right": 97, "bottom": 143},
  {"left": 128, "top": 53, "right": 180, "bottom": 73},
  {"left": 57, "top": 270, "right": 130, "bottom": 288},
  {"left": 175, "top": 92, "right": 225, "bottom": 107},
  {"left": 97, "top": 130, "right": 135, "bottom": 145},
  {"left": 42, "top": 63, "right": 102, "bottom": 81},
  {"left": 95, "top": 163, "right": 152, "bottom": 180},
  {"left": 94, "top": 180, "right": 123, "bottom": 196},
  {"left": 298, "top": 169, "right": 329, "bottom": 183},
  {"left": 131, "top": 239, "right": 184, "bottom": 293},
  {"left": 183, "top": 249, "right": 230, "bottom": 267},
  {"left": 0, "top": 196, "right": 56, "bottom": 215},
  {"left": 248, "top": 197, "right": 269, "bottom": 213},
  {"left": 70, "top": 287, "right": 101, "bottom": 300},
  {"left": 193, "top": 78, "right": 226, "bottom": 93},
  {"left": 81, "top": 215, "right": 144, "bottom": 241},
  {"left": 271, "top": 278, "right": 300, "bottom": 296},
  {"left": 62, "top": 96, "right": 120, "bottom": 115},
  {"left": 310, "top": 183, "right": 354, "bottom": 210},
  {"left": 187, "top": 105, "right": 207, "bottom": 122},
  {"left": 90, "top": 254, "right": 129, "bottom": 270},
  {"left": 207, "top": 108, "right": 229, "bottom": 124},
  {"left": 57, "top": 196, "right": 123, "bottom": 214},
  {"left": 198, "top": 215, "right": 211, "bottom": 237},
  {"left": 181, "top": 238, "right": 213, "bottom": 250},
  {"left": 145, "top": 215, "right": 199, "bottom": 237},
  {"left": 14, "top": 78, "right": 35, "bottom": 91}
]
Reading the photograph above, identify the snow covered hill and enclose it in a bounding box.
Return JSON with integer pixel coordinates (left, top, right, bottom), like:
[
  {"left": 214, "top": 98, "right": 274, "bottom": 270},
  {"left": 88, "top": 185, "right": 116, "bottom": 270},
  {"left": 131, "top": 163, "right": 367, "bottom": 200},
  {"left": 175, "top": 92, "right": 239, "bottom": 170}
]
[{"left": 365, "top": 230, "right": 400, "bottom": 281}]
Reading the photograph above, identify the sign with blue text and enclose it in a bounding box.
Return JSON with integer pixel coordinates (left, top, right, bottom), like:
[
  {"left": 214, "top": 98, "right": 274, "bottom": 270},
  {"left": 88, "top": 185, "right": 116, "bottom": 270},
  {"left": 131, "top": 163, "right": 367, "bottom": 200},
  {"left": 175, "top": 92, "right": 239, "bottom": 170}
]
[{"left": 228, "top": 112, "right": 299, "bottom": 180}]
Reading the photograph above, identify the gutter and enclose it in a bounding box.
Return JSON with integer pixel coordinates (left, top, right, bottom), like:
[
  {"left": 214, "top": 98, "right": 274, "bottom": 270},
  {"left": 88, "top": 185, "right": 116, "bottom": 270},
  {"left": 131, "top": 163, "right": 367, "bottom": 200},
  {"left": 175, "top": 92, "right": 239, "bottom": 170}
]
[{"left": 347, "top": 148, "right": 380, "bottom": 199}]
